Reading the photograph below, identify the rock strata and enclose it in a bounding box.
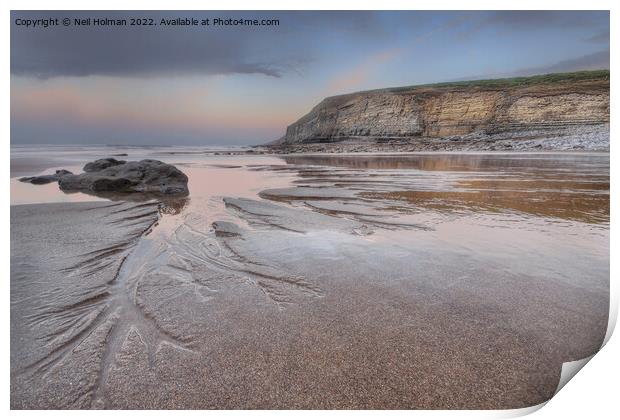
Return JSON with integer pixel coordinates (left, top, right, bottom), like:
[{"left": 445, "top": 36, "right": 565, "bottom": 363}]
[{"left": 275, "top": 71, "right": 610, "bottom": 148}]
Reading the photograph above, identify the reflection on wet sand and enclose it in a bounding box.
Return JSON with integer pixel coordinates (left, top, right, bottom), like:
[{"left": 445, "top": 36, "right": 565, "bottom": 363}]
[
  {"left": 360, "top": 189, "right": 609, "bottom": 224},
  {"left": 281, "top": 153, "right": 609, "bottom": 173},
  {"left": 257, "top": 153, "right": 610, "bottom": 225}
]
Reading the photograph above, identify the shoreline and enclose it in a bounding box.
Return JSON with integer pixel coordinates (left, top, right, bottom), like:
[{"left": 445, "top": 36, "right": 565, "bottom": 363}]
[{"left": 263, "top": 124, "right": 610, "bottom": 154}]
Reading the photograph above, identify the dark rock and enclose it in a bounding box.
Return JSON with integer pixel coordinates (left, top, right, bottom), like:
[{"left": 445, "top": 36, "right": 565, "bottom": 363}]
[
  {"left": 212, "top": 221, "right": 243, "bottom": 238},
  {"left": 19, "top": 169, "right": 73, "bottom": 185},
  {"left": 19, "top": 159, "right": 189, "bottom": 195},
  {"left": 59, "top": 159, "right": 188, "bottom": 194},
  {"left": 83, "top": 158, "right": 126, "bottom": 172}
]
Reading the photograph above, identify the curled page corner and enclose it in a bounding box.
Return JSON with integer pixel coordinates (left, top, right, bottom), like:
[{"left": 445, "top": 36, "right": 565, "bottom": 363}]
[
  {"left": 495, "top": 402, "right": 548, "bottom": 418},
  {"left": 550, "top": 309, "right": 615, "bottom": 399},
  {"left": 497, "top": 308, "right": 616, "bottom": 418},
  {"left": 602, "top": 298, "right": 618, "bottom": 347},
  {"left": 554, "top": 355, "right": 595, "bottom": 396},
  {"left": 491, "top": 354, "right": 598, "bottom": 420},
  {"left": 549, "top": 294, "right": 618, "bottom": 397}
]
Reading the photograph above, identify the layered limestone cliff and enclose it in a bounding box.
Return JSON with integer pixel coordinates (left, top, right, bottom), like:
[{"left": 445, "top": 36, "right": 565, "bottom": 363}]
[{"left": 278, "top": 71, "right": 609, "bottom": 145}]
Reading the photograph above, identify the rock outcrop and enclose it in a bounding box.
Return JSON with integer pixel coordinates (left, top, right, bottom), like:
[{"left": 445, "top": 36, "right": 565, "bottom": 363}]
[
  {"left": 19, "top": 169, "right": 73, "bottom": 185},
  {"left": 277, "top": 71, "right": 609, "bottom": 145},
  {"left": 83, "top": 157, "right": 126, "bottom": 172},
  {"left": 20, "top": 159, "right": 189, "bottom": 195}
]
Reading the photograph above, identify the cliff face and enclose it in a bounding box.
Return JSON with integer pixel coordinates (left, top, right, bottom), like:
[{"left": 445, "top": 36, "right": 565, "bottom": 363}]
[{"left": 280, "top": 72, "right": 609, "bottom": 144}]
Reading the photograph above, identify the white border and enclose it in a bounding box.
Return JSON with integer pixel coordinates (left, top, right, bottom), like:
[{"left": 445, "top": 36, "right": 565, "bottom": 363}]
[{"left": 3, "top": 1, "right": 616, "bottom": 418}]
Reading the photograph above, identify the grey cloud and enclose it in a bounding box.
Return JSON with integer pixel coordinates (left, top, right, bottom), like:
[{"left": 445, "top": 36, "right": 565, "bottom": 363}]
[
  {"left": 484, "top": 10, "right": 608, "bottom": 28},
  {"left": 11, "top": 11, "right": 310, "bottom": 78},
  {"left": 10, "top": 10, "right": 433, "bottom": 79},
  {"left": 457, "top": 10, "right": 609, "bottom": 40},
  {"left": 514, "top": 49, "right": 610, "bottom": 76},
  {"left": 585, "top": 30, "right": 610, "bottom": 44},
  {"left": 456, "top": 49, "right": 610, "bottom": 82}
]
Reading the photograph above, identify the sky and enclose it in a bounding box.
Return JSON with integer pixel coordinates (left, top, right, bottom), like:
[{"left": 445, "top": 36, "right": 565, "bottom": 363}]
[{"left": 11, "top": 10, "right": 610, "bottom": 146}]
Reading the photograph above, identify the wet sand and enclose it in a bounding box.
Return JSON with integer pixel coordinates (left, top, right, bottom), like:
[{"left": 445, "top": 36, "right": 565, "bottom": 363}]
[{"left": 10, "top": 150, "right": 609, "bottom": 409}]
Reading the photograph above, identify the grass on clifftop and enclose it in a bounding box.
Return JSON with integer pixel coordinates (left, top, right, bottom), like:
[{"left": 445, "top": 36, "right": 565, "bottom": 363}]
[{"left": 384, "top": 69, "right": 609, "bottom": 93}]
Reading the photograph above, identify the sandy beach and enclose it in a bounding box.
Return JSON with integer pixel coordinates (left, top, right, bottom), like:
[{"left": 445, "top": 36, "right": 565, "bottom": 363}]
[
  {"left": 8, "top": 7, "right": 614, "bottom": 413},
  {"left": 9, "top": 148, "right": 609, "bottom": 409}
]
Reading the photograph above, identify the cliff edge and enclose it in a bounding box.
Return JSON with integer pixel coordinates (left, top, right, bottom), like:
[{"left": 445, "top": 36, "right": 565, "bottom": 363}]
[{"left": 272, "top": 70, "right": 609, "bottom": 152}]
